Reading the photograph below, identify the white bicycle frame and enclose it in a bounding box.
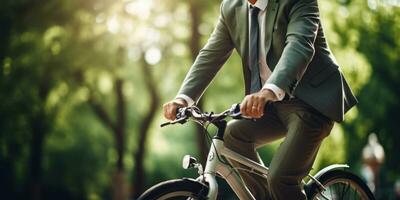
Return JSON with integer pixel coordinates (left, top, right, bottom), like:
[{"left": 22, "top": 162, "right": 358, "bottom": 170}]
[
  {"left": 199, "top": 137, "right": 267, "bottom": 200},
  {"left": 198, "top": 137, "right": 349, "bottom": 200}
]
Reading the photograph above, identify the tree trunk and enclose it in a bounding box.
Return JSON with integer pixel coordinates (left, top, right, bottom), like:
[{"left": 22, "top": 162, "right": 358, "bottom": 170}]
[
  {"left": 87, "top": 78, "right": 128, "bottom": 200},
  {"left": 115, "top": 79, "right": 126, "bottom": 172},
  {"left": 132, "top": 57, "right": 160, "bottom": 199},
  {"left": 113, "top": 79, "right": 127, "bottom": 200},
  {"left": 189, "top": 0, "right": 208, "bottom": 165},
  {"left": 28, "top": 82, "right": 50, "bottom": 200},
  {"left": 29, "top": 112, "right": 45, "bottom": 200}
]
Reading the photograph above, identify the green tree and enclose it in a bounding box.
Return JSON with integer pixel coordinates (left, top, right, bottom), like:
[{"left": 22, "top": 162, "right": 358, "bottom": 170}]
[{"left": 332, "top": 0, "right": 400, "bottom": 197}]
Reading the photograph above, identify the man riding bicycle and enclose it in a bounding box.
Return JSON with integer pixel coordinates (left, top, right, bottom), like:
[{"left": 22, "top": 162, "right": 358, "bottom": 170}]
[{"left": 163, "top": 0, "right": 357, "bottom": 199}]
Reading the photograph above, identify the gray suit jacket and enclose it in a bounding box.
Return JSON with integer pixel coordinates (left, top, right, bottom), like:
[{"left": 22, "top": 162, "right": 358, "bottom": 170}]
[{"left": 177, "top": 0, "right": 358, "bottom": 122}]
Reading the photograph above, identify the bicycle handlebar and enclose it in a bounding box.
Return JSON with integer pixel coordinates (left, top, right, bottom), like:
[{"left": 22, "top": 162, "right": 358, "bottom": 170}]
[{"left": 160, "top": 103, "right": 249, "bottom": 127}]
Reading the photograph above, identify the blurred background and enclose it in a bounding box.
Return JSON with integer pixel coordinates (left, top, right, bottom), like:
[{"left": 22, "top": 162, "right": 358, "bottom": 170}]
[{"left": 0, "top": 0, "right": 399, "bottom": 199}]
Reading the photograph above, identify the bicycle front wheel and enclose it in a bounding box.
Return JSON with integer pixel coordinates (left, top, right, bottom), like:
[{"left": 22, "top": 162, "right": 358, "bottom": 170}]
[
  {"left": 137, "top": 178, "right": 209, "bottom": 200},
  {"left": 307, "top": 170, "right": 375, "bottom": 200}
]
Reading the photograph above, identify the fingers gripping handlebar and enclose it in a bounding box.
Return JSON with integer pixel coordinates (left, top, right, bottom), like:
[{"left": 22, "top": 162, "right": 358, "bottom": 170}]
[{"left": 160, "top": 107, "right": 190, "bottom": 127}]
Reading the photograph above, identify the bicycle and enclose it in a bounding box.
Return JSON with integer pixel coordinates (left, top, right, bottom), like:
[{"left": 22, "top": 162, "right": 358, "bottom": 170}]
[{"left": 138, "top": 104, "right": 375, "bottom": 200}]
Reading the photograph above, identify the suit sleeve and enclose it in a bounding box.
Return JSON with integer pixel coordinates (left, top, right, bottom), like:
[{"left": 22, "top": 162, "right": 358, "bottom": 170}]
[
  {"left": 266, "top": 0, "right": 319, "bottom": 95},
  {"left": 176, "top": 2, "right": 234, "bottom": 104}
]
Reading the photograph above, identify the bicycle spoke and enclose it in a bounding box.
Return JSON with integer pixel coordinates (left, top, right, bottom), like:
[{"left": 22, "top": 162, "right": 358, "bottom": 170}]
[
  {"left": 339, "top": 182, "right": 347, "bottom": 199},
  {"left": 344, "top": 182, "right": 351, "bottom": 198},
  {"left": 315, "top": 180, "right": 369, "bottom": 200},
  {"left": 354, "top": 187, "right": 359, "bottom": 200}
]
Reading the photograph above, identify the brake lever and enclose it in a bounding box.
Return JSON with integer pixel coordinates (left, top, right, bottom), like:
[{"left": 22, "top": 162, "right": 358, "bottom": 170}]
[
  {"left": 231, "top": 113, "right": 255, "bottom": 121},
  {"left": 176, "top": 117, "right": 188, "bottom": 124},
  {"left": 160, "top": 116, "right": 188, "bottom": 127}
]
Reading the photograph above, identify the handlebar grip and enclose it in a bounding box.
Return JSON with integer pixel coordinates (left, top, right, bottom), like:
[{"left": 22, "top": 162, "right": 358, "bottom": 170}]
[{"left": 230, "top": 103, "right": 255, "bottom": 121}]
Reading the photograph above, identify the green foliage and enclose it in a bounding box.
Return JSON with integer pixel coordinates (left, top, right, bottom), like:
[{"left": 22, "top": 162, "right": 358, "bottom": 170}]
[
  {"left": 330, "top": 1, "right": 400, "bottom": 197},
  {"left": 42, "top": 103, "right": 113, "bottom": 199},
  {"left": 345, "top": 0, "right": 400, "bottom": 176}
]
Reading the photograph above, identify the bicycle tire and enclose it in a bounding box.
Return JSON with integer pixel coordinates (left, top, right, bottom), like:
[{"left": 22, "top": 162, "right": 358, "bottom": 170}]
[
  {"left": 137, "top": 178, "right": 209, "bottom": 200},
  {"left": 306, "top": 169, "right": 375, "bottom": 200}
]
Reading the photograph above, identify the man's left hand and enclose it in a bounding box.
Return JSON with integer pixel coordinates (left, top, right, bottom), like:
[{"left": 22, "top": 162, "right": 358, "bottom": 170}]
[{"left": 240, "top": 89, "right": 277, "bottom": 118}]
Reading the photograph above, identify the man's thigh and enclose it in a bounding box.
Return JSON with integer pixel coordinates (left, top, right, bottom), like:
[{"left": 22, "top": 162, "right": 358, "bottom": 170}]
[
  {"left": 267, "top": 99, "right": 334, "bottom": 199},
  {"left": 222, "top": 102, "right": 288, "bottom": 199},
  {"left": 224, "top": 102, "right": 287, "bottom": 149}
]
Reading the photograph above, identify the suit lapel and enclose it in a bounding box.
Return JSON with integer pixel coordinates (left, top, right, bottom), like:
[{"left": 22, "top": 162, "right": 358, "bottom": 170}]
[
  {"left": 264, "top": 0, "right": 279, "bottom": 62},
  {"left": 235, "top": 1, "right": 249, "bottom": 62},
  {"left": 235, "top": 0, "right": 252, "bottom": 94}
]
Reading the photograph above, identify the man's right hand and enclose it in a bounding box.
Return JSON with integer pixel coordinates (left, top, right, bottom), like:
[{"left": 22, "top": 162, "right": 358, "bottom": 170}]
[{"left": 163, "top": 98, "right": 188, "bottom": 121}]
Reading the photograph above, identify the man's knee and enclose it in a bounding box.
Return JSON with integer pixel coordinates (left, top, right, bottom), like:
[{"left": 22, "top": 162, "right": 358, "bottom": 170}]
[
  {"left": 223, "top": 120, "right": 243, "bottom": 142},
  {"left": 223, "top": 120, "right": 256, "bottom": 151}
]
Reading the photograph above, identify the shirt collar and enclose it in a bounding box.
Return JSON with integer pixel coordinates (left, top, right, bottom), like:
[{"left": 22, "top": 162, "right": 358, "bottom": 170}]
[{"left": 247, "top": 0, "right": 268, "bottom": 11}]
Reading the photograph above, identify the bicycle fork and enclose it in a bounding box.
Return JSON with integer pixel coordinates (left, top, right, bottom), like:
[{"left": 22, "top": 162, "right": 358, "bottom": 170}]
[
  {"left": 200, "top": 138, "right": 255, "bottom": 200},
  {"left": 203, "top": 138, "right": 223, "bottom": 200}
]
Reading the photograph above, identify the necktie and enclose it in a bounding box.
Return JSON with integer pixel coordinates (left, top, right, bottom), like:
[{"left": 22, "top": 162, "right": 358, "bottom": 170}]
[{"left": 249, "top": 6, "right": 261, "bottom": 93}]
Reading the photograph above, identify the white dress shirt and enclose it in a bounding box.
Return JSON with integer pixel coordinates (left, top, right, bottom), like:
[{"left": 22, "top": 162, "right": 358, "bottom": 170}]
[
  {"left": 177, "top": 0, "right": 285, "bottom": 106},
  {"left": 249, "top": 0, "right": 285, "bottom": 101}
]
